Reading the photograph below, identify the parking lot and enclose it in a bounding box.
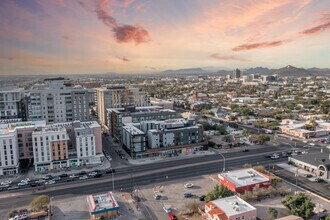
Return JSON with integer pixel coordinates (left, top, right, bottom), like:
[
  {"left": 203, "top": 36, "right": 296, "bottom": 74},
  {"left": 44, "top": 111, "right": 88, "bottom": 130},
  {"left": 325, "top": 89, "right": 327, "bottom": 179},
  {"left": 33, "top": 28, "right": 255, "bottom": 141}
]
[{"left": 139, "top": 175, "right": 218, "bottom": 220}]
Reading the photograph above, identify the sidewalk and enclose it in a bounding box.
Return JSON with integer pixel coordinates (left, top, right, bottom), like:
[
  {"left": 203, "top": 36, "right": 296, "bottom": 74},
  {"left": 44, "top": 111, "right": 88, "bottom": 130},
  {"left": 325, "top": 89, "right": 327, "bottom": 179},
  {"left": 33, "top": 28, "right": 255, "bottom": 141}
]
[
  {"left": 1, "top": 156, "right": 112, "bottom": 183},
  {"left": 128, "top": 149, "right": 216, "bottom": 165}
]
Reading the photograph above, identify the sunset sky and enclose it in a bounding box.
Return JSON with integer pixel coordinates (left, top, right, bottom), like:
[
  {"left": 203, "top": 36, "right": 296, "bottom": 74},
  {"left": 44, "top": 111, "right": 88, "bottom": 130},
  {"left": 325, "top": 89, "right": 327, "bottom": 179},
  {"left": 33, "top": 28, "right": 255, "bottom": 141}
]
[{"left": 0, "top": 0, "right": 330, "bottom": 75}]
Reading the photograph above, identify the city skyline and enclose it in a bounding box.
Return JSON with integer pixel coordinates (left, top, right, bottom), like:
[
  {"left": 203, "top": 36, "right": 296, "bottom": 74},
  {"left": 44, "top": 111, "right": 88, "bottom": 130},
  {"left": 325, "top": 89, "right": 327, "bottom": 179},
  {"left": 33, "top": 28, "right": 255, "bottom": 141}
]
[{"left": 0, "top": 0, "right": 330, "bottom": 75}]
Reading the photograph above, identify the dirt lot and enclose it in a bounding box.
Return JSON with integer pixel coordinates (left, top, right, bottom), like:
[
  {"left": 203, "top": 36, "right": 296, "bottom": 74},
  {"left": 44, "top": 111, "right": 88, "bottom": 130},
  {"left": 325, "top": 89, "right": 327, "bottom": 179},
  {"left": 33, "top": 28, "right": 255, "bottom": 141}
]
[{"left": 139, "top": 175, "right": 218, "bottom": 220}]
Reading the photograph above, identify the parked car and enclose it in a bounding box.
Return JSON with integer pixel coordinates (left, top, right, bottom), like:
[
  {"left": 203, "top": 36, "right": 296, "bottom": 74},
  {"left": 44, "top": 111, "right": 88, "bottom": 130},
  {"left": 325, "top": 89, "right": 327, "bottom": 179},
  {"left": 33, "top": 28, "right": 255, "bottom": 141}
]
[
  {"left": 1, "top": 180, "right": 12, "bottom": 185},
  {"left": 301, "top": 151, "right": 308, "bottom": 154},
  {"left": 304, "top": 174, "right": 313, "bottom": 178},
  {"left": 183, "top": 192, "right": 193, "bottom": 198},
  {"left": 242, "top": 149, "right": 249, "bottom": 152},
  {"left": 79, "top": 175, "right": 88, "bottom": 180},
  {"left": 168, "top": 213, "right": 177, "bottom": 220},
  {"left": 154, "top": 193, "right": 162, "bottom": 200},
  {"left": 163, "top": 206, "right": 172, "bottom": 213},
  {"left": 199, "top": 195, "right": 206, "bottom": 201},
  {"left": 94, "top": 173, "right": 103, "bottom": 178},
  {"left": 69, "top": 174, "right": 78, "bottom": 179},
  {"left": 59, "top": 173, "right": 68, "bottom": 178},
  {"left": 8, "top": 186, "right": 19, "bottom": 190},
  {"left": 45, "top": 180, "right": 55, "bottom": 185},
  {"left": 105, "top": 169, "right": 116, "bottom": 174},
  {"left": 184, "top": 183, "right": 194, "bottom": 188},
  {"left": 43, "top": 175, "right": 53, "bottom": 180},
  {"left": 89, "top": 172, "right": 97, "bottom": 177},
  {"left": 78, "top": 171, "right": 87, "bottom": 176},
  {"left": 18, "top": 182, "right": 28, "bottom": 186}
]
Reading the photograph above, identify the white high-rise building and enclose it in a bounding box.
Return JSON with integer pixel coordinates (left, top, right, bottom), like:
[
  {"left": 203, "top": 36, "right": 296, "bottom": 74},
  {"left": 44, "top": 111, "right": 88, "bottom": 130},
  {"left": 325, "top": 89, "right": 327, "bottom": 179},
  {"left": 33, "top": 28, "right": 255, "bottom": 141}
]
[
  {"left": 0, "top": 88, "right": 25, "bottom": 120},
  {"left": 96, "top": 85, "right": 149, "bottom": 127},
  {"left": 30, "top": 82, "right": 90, "bottom": 123},
  {"left": 0, "top": 127, "right": 19, "bottom": 175}
]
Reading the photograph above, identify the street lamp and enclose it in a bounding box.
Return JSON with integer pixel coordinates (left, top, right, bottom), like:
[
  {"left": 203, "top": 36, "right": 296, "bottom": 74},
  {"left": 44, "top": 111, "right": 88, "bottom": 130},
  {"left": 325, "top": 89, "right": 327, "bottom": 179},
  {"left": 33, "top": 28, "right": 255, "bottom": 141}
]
[
  {"left": 50, "top": 197, "right": 54, "bottom": 216},
  {"left": 110, "top": 167, "right": 115, "bottom": 193},
  {"left": 218, "top": 152, "right": 226, "bottom": 172}
]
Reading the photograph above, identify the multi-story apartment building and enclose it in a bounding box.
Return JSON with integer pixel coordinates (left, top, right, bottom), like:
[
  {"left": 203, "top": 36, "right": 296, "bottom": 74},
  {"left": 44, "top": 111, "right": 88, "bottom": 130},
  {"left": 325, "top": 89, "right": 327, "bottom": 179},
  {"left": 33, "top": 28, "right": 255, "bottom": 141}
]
[
  {"left": 0, "top": 87, "right": 25, "bottom": 120},
  {"left": 33, "top": 127, "right": 70, "bottom": 172},
  {"left": 0, "top": 126, "right": 19, "bottom": 175},
  {"left": 96, "top": 85, "right": 149, "bottom": 127},
  {"left": 147, "top": 119, "right": 203, "bottom": 149},
  {"left": 0, "top": 120, "right": 102, "bottom": 174},
  {"left": 32, "top": 121, "right": 103, "bottom": 172},
  {"left": 30, "top": 82, "right": 90, "bottom": 123},
  {"left": 0, "top": 121, "right": 47, "bottom": 175},
  {"left": 120, "top": 118, "right": 203, "bottom": 158},
  {"left": 107, "top": 106, "right": 179, "bottom": 141}
]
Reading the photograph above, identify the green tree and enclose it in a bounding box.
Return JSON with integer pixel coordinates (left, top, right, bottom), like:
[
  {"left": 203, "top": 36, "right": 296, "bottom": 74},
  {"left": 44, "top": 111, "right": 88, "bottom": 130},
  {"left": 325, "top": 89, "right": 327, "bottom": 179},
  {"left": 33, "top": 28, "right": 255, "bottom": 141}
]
[
  {"left": 217, "top": 125, "right": 227, "bottom": 135},
  {"left": 270, "top": 176, "right": 282, "bottom": 187},
  {"left": 325, "top": 215, "right": 330, "bottom": 220},
  {"left": 184, "top": 201, "right": 201, "bottom": 215},
  {"left": 30, "top": 195, "right": 50, "bottom": 211},
  {"left": 223, "top": 135, "right": 232, "bottom": 143},
  {"left": 268, "top": 207, "right": 278, "bottom": 219},
  {"left": 205, "top": 184, "right": 234, "bottom": 202},
  {"left": 282, "top": 193, "right": 315, "bottom": 218},
  {"left": 242, "top": 128, "right": 250, "bottom": 137},
  {"left": 208, "top": 141, "right": 216, "bottom": 148},
  {"left": 253, "top": 165, "right": 266, "bottom": 173},
  {"left": 258, "top": 134, "right": 270, "bottom": 144},
  {"left": 243, "top": 163, "right": 252, "bottom": 168}
]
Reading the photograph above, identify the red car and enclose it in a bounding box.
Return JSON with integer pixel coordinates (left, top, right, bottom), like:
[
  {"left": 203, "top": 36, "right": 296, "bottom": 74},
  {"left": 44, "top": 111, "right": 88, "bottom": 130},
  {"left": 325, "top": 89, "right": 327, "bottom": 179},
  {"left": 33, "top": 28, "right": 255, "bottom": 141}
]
[{"left": 168, "top": 213, "right": 177, "bottom": 220}]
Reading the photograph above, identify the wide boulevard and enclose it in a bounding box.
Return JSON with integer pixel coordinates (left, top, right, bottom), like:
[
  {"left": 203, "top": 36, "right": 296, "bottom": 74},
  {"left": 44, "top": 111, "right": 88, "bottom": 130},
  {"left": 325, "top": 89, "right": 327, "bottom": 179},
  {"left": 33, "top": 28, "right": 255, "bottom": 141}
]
[{"left": 0, "top": 144, "right": 291, "bottom": 218}]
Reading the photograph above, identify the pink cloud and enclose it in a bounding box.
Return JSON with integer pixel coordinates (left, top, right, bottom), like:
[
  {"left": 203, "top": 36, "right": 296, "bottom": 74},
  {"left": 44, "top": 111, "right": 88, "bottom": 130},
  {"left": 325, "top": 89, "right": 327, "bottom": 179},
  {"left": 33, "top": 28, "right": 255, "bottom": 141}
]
[
  {"left": 210, "top": 53, "right": 250, "bottom": 62},
  {"left": 232, "top": 40, "right": 289, "bottom": 51},
  {"left": 300, "top": 22, "right": 330, "bottom": 35},
  {"left": 94, "top": 0, "right": 150, "bottom": 44}
]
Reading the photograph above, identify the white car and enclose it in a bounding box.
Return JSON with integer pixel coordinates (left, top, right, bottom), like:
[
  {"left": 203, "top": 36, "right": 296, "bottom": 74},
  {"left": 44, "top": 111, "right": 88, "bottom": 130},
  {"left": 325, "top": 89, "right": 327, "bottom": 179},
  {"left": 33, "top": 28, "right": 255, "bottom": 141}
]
[
  {"left": 309, "top": 143, "right": 315, "bottom": 146},
  {"left": 79, "top": 175, "right": 88, "bottom": 180},
  {"left": 45, "top": 180, "right": 55, "bottom": 185},
  {"left": 1, "top": 180, "right": 12, "bottom": 185},
  {"left": 88, "top": 172, "right": 97, "bottom": 177},
  {"left": 163, "top": 206, "right": 172, "bottom": 213},
  {"left": 301, "top": 151, "right": 308, "bottom": 154},
  {"left": 69, "top": 174, "right": 78, "bottom": 179},
  {"left": 184, "top": 183, "right": 194, "bottom": 188},
  {"left": 18, "top": 182, "right": 28, "bottom": 186}
]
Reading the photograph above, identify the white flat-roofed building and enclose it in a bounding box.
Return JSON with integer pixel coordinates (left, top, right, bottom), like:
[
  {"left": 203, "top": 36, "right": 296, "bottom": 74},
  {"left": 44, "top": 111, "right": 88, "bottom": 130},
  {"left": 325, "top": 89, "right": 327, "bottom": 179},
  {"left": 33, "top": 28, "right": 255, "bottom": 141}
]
[
  {"left": 86, "top": 191, "right": 119, "bottom": 219},
  {"left": 205, "top": 195, "right": 257, "bottom": 220},
  {"left": 218, "top": 168, "right": 271, "bottom": 193},
  {"left": 30, "top": 83, "right": 90, "bottom": 123},
  {"left": 0, "top": 87, "right": 25, "bottom": 120},
  {"left": 0, "top": 128, "right": 19, "bottom": 176},
  {"left": 150, "top": 98, "right": 174, "bottom": 109}
]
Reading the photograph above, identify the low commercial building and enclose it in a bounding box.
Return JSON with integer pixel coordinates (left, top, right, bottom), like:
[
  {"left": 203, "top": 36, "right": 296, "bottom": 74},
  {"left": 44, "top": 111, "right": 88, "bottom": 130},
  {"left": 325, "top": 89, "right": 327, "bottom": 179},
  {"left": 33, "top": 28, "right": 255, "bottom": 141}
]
[
  {"left": 289, "top": 149, "right": 330, "bottom": 180},
  {"left": 150, "top": 98, "right": 174, "bottom": 109},
  {"left": 86, "top": 191, "right": 119, "bottom": 219},
  {"left": 205, "top": 195, "right": 257, "bottom": 220},
  {"left": 279, "top": 121, "right": 330, "bottom": 139},
  {"left": 218, "top": 168, "right": 271, "bottom": 193}
]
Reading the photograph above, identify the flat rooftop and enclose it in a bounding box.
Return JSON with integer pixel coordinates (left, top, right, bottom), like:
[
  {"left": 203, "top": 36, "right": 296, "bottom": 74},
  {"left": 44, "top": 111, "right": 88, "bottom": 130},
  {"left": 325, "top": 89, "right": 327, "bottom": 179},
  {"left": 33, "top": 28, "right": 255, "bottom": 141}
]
[
  {"left": 123, "top": 125, "right": 145, "bottom": 135},
  {"left": 87, "top": 192, "right": 119, "bottom": 214},
  {"left": 211, "top": 195, "right": 256, "bottom": 217},
  {"left": 220, "top": 168, "right": 269, "bottom": 187}
]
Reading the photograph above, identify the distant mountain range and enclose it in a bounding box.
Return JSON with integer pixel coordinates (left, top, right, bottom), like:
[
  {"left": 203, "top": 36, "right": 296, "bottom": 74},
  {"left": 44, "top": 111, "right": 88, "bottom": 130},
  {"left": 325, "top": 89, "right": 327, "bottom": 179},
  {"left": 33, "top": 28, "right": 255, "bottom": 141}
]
[{"left": 159, "top": 65, "right": 330, "bottom": 77}]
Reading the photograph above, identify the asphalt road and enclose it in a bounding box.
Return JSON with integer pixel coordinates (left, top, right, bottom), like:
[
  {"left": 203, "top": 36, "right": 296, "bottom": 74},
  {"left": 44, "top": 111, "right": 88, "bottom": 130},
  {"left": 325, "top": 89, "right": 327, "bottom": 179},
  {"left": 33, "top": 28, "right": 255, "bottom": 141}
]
[
  {"left": 0, "top": 148, "right": 287, "bottom": 218},
  {"left": 272, "top": 166, "right": 330, "bottom": 200}
]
